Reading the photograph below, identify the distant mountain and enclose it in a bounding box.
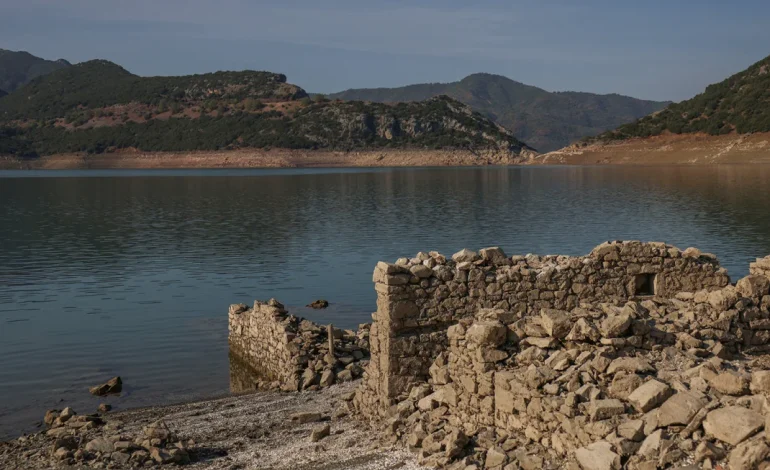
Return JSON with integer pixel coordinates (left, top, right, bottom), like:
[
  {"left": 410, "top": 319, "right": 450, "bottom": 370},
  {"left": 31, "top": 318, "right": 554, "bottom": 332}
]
[
  {"left": 329, "top": 74, "right": 670, "bottom": 152},
  {"left": 587, "top": 54, "right": 770, "bottom": 142},
  {"left": 0, "top": 60, "right": 533, "bottom": 158},
  {"left": 0, "top": 49, "right": 71, "bottom": 93},
  {"left": 0, "top": 89, "right": 6, "bottom": 98}
]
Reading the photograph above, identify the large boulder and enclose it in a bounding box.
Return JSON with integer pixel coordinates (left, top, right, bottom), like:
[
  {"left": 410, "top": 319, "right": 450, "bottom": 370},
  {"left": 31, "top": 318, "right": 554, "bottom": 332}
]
[
  {"left": 479, "top": 247, "right": 508, "bottom": 266},
  {"left": 540, "top": 309, "right": 572, "bottom": 339},
  {"left": 703, "top": 406, "right": 764, "bottom": 446},
  {"left": 575, "top": 441, "right": 621, "bottom": 470},
  {"left": 708, "top": 371, "right": 749, "bottom": 396},
  {"left": 657, "top": 392, "right": 706, "bottom": 427},
  {"left": 466, "top": 321, "right": 507, "bottom": 347},
  {"left": 627, "top": 379, "right": 673, "bottom": 413}
]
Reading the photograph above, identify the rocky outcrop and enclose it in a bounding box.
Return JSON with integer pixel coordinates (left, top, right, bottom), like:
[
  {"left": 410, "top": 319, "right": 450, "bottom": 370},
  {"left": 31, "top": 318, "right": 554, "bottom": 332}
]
[{"left": 228, "top": 299, "right": 369, "bottom": 392}]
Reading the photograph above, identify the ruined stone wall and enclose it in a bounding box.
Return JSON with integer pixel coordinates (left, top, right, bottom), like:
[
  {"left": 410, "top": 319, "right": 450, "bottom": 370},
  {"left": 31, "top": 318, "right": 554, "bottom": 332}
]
[
  {"left": 354, "top": 241, "right": 730, "bottom": 418},
  {"left": 228, "top": 299, "right": 370, "bottom": 393},
  {"left": 228, "top": 300, "right": 303, "bottom": 391}
]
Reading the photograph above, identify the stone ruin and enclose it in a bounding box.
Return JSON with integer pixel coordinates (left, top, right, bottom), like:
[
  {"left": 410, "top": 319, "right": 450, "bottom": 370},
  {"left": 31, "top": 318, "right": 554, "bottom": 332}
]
[
  {"left": 349, "top": 241, "right": 770, "bottom": 469},
  {"left": 228, "top": 298, "right": 370, "bottom": 392},
  {"left": 227, "top": 241, "right": 770, "bottom": 469}
]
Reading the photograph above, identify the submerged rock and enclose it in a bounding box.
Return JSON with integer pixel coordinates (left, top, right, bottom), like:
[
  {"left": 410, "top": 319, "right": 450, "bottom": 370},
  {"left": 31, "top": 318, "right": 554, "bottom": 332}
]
[
  {"left": 89, "top": 376, "right": 122, "bottom": 396},
  {"left": 307, "top": 299, "right": 329, "bottom": 309}
]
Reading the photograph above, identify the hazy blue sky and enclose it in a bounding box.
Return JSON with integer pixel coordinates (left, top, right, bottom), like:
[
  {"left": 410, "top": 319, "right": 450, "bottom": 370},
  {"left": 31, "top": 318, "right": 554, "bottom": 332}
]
[{"left": 1, "top": 1, "right": 768, "bottom": 101}]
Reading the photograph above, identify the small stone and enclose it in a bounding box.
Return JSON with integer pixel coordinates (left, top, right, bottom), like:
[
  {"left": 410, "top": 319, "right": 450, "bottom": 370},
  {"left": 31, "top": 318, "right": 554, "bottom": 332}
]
[
  {"left": 575, "top": 441, "right": 620, "bottom": 470},
  {"left": 53, "top": 447, "right": 70, "bottom": 460},
  {"left": 606, "top": 357, "right": 655, "bottom": 375},
  {"left": 319, "top": 370, "right": 335, "bottom": 387},
  {"left": 58, "top": 407, "right": 75, "bottom": 422},
  {"left": 709, "top": 371, "right": 749, "bottom": 396},
  {"left": 150, "top": 447, "right": 173, "bottom": 464},
  {"left": 143, "top": 420, "right": 173, "bottom": 441},
  {"left": 89, "top": 376, "right": 122, "bottom": 396},
  {"left": 44, "top": 410, "right": 60, "bottom": 426},
  {"left": 111, "top": 452, "right": 131, "bottom": 465},
  {"left": 627, "top": 380, "right": 673, "bottom": 412},
  {"left": 452, "top": 249, "right": 479, "bottom": 263},
  {"left": 409, "top": 264, "right": 433, "bottom": 278},
  {"left": 638, "top": 429, "right": 663, "bottom": 459},
  {"left": 703, "top": 406, "right": 764, "bottom": 445},
  {"left": 565, "top": 318, "right": 601, "bottom": 342},
  {"left": 601, "top": 313, "right": 633, "bottom": 338},
  {"left": 444, "top": 429, "right": 469, "bottom": 458},
  {"left": 466, "top": 321, "right": 507, "bottom": 346},
  {"left": 617, "top": 420, "right": 645, "bottom": 442},
  {"left": 85, "top": 437, "right": 114, "bottom": 453},
  {"left": 587, "top": 399, "right": 625, "bottom": 421},
  {"left": 291, "top": 412, "right": 323, "bottom": 424},
  {"left": 98, "top": 403, "right": 111, "bottom": 413},
  {"left": 751, "top": 370, "right": 770, "bottom": 394},
  {"left": 479, "top": 247, "right": 508, "bottom": 265},
  {"left": 485, "top": 447, "right": 508, "bottom": 468},
  {"left": 694, "top": 441, "right": 726, "bottom": 463},
  {"left": 609, "top": 374, "right": 643, "bottom": 400},
  {"left": 311, "top": 424, "right": 331, "bottom": 442}
]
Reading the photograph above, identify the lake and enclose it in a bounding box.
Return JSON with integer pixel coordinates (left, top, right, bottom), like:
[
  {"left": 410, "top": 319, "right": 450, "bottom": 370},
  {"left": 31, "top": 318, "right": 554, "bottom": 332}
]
[{"left": 2, "top": 165, "right": 770, "bottom": 439}]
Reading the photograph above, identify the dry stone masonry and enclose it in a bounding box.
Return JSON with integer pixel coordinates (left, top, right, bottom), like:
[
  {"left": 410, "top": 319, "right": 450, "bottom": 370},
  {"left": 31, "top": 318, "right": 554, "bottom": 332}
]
[
  {"left": 228, "top": 299, "right": 370, "bottom": 392},
  {"left": 354, "top": 243, "right": 770, "bottom": 469}
]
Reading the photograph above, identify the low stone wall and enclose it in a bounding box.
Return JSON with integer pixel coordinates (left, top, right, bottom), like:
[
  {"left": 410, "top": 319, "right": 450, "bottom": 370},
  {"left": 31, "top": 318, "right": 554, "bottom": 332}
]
[
  {"left": 354, "top": 241, "right": 730, "bottom": 418},
  {"left": 228, "top": 299, "right": 369, "bottom": 392}
]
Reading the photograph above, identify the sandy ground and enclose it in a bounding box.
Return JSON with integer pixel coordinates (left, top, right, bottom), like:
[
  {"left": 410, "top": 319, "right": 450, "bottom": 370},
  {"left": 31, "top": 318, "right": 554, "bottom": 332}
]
[
  {"left": 0, "top": 148, "right": 526, "bottom": 170},
  {"left": 534, "top": 131, "right": 770, "bottom": 165},
  {"left": 0, "top": 382, "right": 425, "bottom": 470}
]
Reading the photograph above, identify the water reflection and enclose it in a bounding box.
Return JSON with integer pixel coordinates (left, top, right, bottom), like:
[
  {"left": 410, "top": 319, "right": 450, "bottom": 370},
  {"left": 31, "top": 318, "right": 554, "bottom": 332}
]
[{"left": 228, "top": 351, "right": 261, "bottom": 394}]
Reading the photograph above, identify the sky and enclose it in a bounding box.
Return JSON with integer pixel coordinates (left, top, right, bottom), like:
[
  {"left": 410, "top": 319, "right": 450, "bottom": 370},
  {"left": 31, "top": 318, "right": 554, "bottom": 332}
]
[{"left": 1, "top": 0, "right": 769, "bottom": 102}]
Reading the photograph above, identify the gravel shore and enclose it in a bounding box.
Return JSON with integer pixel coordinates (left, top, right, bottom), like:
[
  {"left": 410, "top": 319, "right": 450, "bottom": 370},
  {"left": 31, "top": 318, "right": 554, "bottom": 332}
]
[{"left": 0, "top": 382, "right": 425, "bottom": 470}]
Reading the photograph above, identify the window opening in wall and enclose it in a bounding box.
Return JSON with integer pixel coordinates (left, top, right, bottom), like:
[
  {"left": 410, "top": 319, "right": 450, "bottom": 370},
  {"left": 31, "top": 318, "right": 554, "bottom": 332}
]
[{"left": 634, "top": 273, "right": 656, "bottom": 296}]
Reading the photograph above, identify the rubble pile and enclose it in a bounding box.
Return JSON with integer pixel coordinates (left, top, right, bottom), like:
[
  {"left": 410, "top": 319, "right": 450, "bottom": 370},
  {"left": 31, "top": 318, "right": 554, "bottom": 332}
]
[
  {"left": 378, "top": 274, "right": 770, "bottom": 469},
  {"left": 4, "top": 407, "right": 192, "bottom": 468}
]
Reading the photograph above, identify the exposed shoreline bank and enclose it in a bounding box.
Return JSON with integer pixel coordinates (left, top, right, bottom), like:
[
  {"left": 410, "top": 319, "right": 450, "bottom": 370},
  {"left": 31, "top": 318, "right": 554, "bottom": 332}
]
[
  {"left": 3, "top": 133, "right": 770, "bottom": 170},
  {"left": 535, "top": 131, "right": 770, "bottom": 165},
  {"left": 0, "top": 149, "right": 532, "bottom": 170}
]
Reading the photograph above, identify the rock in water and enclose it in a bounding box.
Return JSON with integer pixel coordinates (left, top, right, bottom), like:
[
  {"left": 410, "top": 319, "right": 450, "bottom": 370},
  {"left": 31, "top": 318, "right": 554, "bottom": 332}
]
[
  {"left": 89, "top": 376, "right": 122, "bottom": 396},
  {"left": 307, "top": 299, "right": 329, "bottom": 309}
]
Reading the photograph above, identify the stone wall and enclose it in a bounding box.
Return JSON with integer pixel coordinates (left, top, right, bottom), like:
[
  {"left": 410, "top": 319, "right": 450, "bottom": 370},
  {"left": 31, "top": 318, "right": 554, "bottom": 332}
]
[
  {"left": 354, "top": 241, "right": 730, "bottom": 418},
  {"left": 378, "top": 262, "right": 770, "bottom": 469},
  {"left": 228, "top": 299, "right": 369, "bottom": 392}
]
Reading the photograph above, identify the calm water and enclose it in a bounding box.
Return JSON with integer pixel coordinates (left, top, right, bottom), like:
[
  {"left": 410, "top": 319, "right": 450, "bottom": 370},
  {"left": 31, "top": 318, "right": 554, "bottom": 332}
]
[{"left": 2, "top": 165, "right": 770, "bottom": 439}]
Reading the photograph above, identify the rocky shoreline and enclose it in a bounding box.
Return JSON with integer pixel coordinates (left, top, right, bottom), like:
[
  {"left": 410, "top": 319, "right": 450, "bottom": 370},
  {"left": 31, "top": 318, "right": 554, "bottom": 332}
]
[
  {"left": 0, "top": 382, "right": 424, "bottom": 470},
  {"left": 535, "top": 132, "right": 770, "bottom": 165}
]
